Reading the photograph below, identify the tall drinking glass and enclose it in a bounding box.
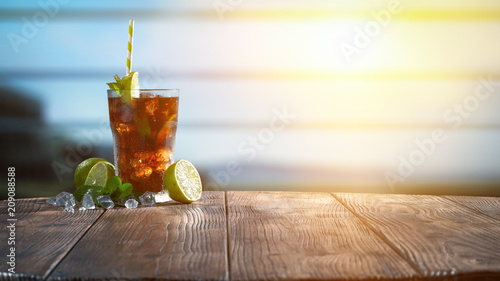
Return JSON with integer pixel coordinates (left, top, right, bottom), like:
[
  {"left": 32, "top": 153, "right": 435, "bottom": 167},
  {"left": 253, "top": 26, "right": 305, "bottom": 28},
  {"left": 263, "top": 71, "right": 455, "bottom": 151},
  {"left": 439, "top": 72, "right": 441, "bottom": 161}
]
[{"left": 107, "top": 89, "right": 179, "bottom": 193}]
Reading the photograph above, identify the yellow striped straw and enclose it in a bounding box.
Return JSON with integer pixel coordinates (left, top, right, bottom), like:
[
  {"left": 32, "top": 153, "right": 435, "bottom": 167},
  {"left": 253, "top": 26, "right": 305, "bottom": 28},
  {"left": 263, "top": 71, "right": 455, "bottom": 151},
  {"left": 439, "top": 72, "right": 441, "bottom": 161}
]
[{"left": 126, "top": 19, "right": 134, "bottom": 75}]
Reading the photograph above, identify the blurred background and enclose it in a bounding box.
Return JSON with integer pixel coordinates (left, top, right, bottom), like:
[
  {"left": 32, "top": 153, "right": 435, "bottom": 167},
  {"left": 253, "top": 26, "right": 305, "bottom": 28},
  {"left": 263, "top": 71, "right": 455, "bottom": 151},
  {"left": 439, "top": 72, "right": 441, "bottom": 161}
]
[{"left": 1, "top": 0, "right": 500, "bottom": 199}]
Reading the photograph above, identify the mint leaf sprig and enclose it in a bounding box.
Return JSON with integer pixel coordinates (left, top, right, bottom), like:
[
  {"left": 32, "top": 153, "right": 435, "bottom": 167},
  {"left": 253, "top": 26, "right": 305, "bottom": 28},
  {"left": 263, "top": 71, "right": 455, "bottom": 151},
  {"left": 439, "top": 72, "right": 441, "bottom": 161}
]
[
  {"left": 75, "top": 176, "right": 133, "bottom": 207},
  {"left": 105, "top": 176, "right": 133, "bottom": 201}
]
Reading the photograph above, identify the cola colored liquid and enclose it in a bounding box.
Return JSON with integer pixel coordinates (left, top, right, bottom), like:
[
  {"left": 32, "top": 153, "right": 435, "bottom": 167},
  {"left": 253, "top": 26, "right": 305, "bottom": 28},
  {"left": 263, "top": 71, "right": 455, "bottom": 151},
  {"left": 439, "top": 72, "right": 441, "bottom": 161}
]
[{"left": 108, "top": 94, "right": 178, "bottom": 193}]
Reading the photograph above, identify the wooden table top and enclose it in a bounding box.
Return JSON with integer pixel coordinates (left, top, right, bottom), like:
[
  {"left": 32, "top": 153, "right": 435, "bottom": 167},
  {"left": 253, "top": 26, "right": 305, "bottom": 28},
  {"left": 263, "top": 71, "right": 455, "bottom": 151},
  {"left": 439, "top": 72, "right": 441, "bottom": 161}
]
[{"left": 1, "top": 191, "right": 499, "bottom": 281}]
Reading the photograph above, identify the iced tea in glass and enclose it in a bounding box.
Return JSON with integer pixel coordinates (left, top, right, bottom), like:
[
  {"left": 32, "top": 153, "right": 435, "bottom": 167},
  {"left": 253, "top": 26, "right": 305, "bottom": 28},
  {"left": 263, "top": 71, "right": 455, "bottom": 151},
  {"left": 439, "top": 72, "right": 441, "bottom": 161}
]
[{"left": 107, "top": 89, "right": 179, "bottom": 193}]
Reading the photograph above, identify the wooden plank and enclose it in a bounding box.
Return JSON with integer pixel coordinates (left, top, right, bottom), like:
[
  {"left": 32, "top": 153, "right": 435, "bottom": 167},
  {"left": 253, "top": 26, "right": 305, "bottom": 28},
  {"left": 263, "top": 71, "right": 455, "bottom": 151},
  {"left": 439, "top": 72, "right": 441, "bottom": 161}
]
[
  {"left": 444, "top": 195, "right": 500, "bottom": 221},
  {"left": 48, "top": 191, "right": 228, "bottom": 281},
  {"left": 0, "top": 198, "right": 104, "bottom": 281},
  {"left": 227, "top": 191, "right": 418, "bottom": 281},
  {"left": 334, "top": 193, "right": 500, "bottom": 280}
]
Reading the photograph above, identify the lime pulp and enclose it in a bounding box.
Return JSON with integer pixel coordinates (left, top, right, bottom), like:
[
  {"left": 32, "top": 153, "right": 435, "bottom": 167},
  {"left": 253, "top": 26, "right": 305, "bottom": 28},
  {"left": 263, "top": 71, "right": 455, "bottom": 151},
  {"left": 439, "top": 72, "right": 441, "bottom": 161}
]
[{"left": 164, "top": 160, "right": 202, "bottom": 203}]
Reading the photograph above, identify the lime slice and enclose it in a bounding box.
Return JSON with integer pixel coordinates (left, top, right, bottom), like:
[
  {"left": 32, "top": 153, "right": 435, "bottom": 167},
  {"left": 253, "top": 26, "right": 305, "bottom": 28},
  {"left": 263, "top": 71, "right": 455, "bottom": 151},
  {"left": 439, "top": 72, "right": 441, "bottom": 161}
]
[
  {"left": 119, "top": 71, "right": 139, "bottom": 105},
  {"left": 74, "top": 158, "right": 115, "bottom": 188},
  {"left": 107, "top": 71, "right": 140, "bottom": 105},
  {"left": 164, "top": 160, "right": 202, "bottom": 203},
  {"left": 84, "top": 162, "right": 113, "bottom": 187},
  {"left": 121, "top": 71, "right": 139, "bottom": 90}
]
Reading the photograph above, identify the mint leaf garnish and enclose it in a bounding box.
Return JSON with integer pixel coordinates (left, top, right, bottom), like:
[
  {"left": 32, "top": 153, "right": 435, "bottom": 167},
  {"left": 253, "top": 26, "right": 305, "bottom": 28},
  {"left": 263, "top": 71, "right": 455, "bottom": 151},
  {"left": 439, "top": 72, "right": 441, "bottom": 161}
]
[
  {"left": 106, "top": 177, "right": 134, "bottom": 201},
  {"left": 117, "top": 183, "right": 133, "bottom": 200},
  {"left": 105, "top": 176, "right": 121, "bottom": 194}
]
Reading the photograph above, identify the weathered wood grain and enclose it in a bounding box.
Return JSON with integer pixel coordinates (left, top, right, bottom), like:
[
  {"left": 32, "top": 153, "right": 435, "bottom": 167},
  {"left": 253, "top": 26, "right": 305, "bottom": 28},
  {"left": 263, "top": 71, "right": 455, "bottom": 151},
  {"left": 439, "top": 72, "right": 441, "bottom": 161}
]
[
  {"left": 4, "top": 192, "right": 500, "bottom": 281},
  {"left": 443, "top": 195, "right": 500, "bottom": 221},
  {"left": 0, "top": 198, "right": 104, "bottom": 281},
  {"left": 227, "top": 191, "right": 418, "bottom": 281},
  {"left": 48, "top": 191, "right": 228, "bottom": 281},
  {"left": 334, "top": 193, "right": 500, "bottom": 280}
]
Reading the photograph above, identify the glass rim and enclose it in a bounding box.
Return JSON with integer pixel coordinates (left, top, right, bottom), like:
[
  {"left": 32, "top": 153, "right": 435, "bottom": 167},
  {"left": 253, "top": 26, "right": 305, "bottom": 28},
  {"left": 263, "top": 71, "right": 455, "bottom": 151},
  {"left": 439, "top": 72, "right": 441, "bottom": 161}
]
[
  {"left": 107, "top": 88, "right": 179, "bottom": 97},
  {"left": 107, "top": 89, "right": 179, "bottom": 91}
]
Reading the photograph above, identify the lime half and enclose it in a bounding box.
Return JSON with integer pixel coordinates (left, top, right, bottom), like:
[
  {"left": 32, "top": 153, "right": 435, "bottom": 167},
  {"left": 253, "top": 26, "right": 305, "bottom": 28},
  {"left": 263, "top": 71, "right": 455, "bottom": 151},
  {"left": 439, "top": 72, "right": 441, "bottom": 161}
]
[
  {"left": 74, "top": 158, "right": 115, "bottom": 188},
  {"left": 164, "top": 160, "right": 202, "bottom": 203},
  {"left": 84, "top": 162, "right": 113, "bottom": 187}
]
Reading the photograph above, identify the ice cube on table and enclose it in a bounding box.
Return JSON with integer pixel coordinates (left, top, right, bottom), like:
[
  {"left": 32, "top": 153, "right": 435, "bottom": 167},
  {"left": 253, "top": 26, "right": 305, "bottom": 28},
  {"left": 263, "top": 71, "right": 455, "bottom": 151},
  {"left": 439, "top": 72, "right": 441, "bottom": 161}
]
[
  {"left": 46, "top": 196, "right": 57, "bottom": 205},
  {"left": 50, "top": 192, "right": 75, "bottom": 207},
  {"left": 79, "top": 206, "right": 86, "bottom": 211},
  {"left": 125, "top": 198, "right": 138, "bottom": 209},
  {"left": 81, "top": 190, "right": 95, "bottom": 209},
  {"left": 116, "top": 195, "right": 135, "bottom": 206},
  {"left": 154, "top": 190, "right": 171, "bottom": 203},
  {"left": 139, "top": 191, "right": 156, "bottom": 206},
  {"left": 64, "top": 204, "right": 75, "bottom": 213},
  {"left": 97, "top": 195, "right": 115, "bottom": 209}
]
